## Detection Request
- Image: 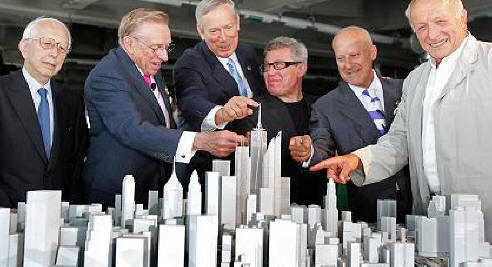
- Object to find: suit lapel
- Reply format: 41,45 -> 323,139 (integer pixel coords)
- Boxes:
381,77 -> 398,123
48,81 -> 62,167
7,70 -> 48,162
337,82 -> 381,142
154,72 -> 176,129
114,48 -> 166,124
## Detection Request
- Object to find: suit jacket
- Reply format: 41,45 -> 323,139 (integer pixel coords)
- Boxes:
310,75 -> 411,222
173,41 -> 264,132
352,35 -> 492,240
0,70 -> 88,208
83,47 -> 180,206
237,93 -> 326,205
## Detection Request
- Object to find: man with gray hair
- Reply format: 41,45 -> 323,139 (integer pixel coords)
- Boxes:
289,26 -> 412,223
174,0 -> 264,187
310,0 -> 492,240
0,17 -> 88,207
237,36 -> 326,205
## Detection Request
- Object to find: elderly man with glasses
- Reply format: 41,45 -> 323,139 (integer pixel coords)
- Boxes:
83,8 -> 247,207
0,17 -> 88,208
236,36 -> 326,205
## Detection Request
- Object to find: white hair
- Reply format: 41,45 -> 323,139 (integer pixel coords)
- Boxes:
195,0 -> 238,27
264,36 -> 308,63
22,17 -> 72,49
405,0 -> 464,31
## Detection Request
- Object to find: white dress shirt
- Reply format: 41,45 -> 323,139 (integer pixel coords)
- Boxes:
422,35 -> 469,193
23,67 -> 54,147
136,65 -> 196,163
201,53 -> 253,131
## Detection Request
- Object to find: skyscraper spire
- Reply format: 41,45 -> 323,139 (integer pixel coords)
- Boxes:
255,104 -> 263,130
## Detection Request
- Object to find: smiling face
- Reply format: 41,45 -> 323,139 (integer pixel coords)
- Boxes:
197,3 -> 239,58
264,47 -> 306,102
332,28 -> 377,89
124,20 -> 172,75
18,20 -> 69,84
410,0 -> 468,65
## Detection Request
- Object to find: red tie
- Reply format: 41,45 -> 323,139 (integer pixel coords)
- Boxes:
143,74 -> 152,88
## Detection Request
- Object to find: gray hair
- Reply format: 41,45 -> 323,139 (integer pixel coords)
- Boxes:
264,36 -> 308,63
195,0 -> 238,27
405,0 -> 464,31
22,17 -> 72,50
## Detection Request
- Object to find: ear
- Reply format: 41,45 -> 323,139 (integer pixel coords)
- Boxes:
298,62 -> 308,77
236,14 -> 241,31
370,44 -> 378,61
18,40 -> 28,60
196,25 -> 205,40
461,8 -> 468,28
122,36 -> 134,54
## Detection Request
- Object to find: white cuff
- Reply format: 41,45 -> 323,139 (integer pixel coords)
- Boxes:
301,144 -> 315,168
175,131 -> 197,163
201,105 -> 228,132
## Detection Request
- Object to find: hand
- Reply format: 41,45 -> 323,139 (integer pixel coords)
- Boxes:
310,154 -> 362,184
193,130 -> 248,157
215,96 -> 259,125
289,135 -> 311,163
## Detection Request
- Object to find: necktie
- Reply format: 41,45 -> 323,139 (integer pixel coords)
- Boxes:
143,74 -> 170,128
37,88 -> 51,158
226,58 -> 248,97
362,89 -> 387,135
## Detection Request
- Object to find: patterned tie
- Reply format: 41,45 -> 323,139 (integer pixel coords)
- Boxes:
143,74 -> 170,128
362,89 -> 387,135
226,58 -> 248,97
37,88 -> 51,158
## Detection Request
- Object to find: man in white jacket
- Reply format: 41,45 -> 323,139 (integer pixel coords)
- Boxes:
311,0 -> 492,241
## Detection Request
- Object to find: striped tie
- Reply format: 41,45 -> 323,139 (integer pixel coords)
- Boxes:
226,58 -> 248,97
362,89 -> 387,135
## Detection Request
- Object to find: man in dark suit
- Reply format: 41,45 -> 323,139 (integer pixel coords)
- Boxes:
237,37 -> 326,205
0,17 -> 88,208
83,8 -> 246,207
173,0 -> 263,186
290,26 -> 412,223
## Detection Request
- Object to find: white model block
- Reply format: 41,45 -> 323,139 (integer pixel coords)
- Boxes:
235,227 -> 263,267
450,208 -> 481,267
315,244 -> 337,267
300,223 -> 308,266
281,177 -> 291,215
364,235 -> 382,263
56,245 -> 80,266
188,215 -> 218,267
390,242 -> 414,267
381,216 -> 397,242
221,176 -> 237,230
0,208 -> 10,266
428,195 -> 447,218
259,188 -> 274,216
69,205 -> 90,219
360,264 -> 389,267
235,146 -> 251,225
250,127 -> 267,195
115,194 -> 122,226
135,204 -> 144,217
157,224 -> 184,267
377,199 -> 396,230
246,194 -> 257,226
162,169 -> 183,220
308,205 -> 322,227
121,175 -> 136,229
269,219 -> 300,267
416,216 -> 449,257
24,190 -> 62,267
187,171 -> 202,216
147,191 -> 159,215
8,232 -> 23,267
116,237 -> 147,267
221,234 -> 233,263
16,202 -> 25,231
291,205 -> 307,224
347,242 -> 361,267
405,215 -> 416,231
84,215 -> 112,267
205,171 -> 221,216
323,179 -> 338,237
60,226 -> 87,247
451,194 -> 481,211
212,159 -> 231,177
342,211 -> 352,222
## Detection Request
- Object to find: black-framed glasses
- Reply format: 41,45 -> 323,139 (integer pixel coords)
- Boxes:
260,61 -> 301,72
132,36 -> 175,55
25,37 -> 70,55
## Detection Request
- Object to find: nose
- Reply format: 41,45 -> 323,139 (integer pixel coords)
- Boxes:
218,29 -> 227,41
156,49 -> 168,62
428,24 -> 439,41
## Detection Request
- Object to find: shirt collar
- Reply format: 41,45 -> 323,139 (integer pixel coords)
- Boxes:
135,64 -> 155,84
348,69 -> 382,97
22,66 -> 52,96
429,33 -> 469,70
217,53 -> 238,66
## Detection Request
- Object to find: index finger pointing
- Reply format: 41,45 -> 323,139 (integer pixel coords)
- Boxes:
246,98 -> 259,107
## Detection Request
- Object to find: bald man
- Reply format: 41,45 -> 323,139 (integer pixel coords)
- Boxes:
290,26 -> 411,223
310,0 -> 492,240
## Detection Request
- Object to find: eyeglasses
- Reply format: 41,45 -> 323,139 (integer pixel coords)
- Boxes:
132,36 -> 175,55
25,37 -> 70,55
260,61 -> 301,72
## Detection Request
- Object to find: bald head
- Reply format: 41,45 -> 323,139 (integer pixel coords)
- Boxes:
332,26 -> 377,89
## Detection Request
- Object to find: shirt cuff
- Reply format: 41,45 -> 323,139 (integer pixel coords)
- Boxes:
301,144 -> 315,168
175,131 -> 197,163
201,105 -> 228,132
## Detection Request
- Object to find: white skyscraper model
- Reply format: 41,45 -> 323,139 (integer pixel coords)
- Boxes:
269,219 -> 301,267
162,162 -> 183,220
188,215 -> 218,267
121,175 -> 136,228
23,190 -> 62,267
187,170 -> 202,216
235,227 -> 264,267
0,208 -> 10,266
262,131 -> 283,216
84,214 -> 112,267
235,145 -> 251,225
157,224 -> 185,267
323,179 -> 338,237
250,104 -> 267,195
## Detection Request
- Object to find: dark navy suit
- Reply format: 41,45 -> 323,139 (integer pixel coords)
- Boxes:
83,47 -> 180,206
310,76 -> 412,223
173,41 -> 263,187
